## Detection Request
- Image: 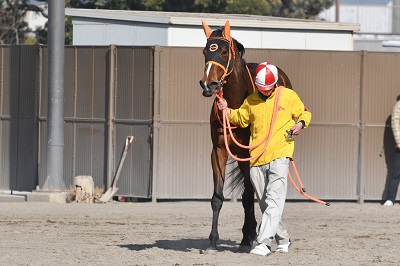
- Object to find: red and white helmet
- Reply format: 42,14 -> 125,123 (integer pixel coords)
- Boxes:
254,62 -> 278,91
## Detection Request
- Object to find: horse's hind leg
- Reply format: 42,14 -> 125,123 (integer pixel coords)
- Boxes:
238,161 -> 257,249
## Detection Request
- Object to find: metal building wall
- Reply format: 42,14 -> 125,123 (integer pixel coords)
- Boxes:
361,51 -> 400,201
38,46 -> 153,198
244,49 -> 362,200
152,46 -> 214,199
113,46 -> 153,198
153,47 -> 364,201
38,46 -> 109,189
0,46 -> 39,192
1,45 -> 400,202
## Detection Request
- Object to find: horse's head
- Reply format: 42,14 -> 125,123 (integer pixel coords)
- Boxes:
199,20 -> 236,97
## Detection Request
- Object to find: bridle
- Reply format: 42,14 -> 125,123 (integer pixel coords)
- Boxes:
203,34 -> 236,93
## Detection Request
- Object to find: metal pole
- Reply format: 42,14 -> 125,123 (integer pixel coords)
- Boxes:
107,45 -> 116,189
42,1 -> 66,190
335,0 -> 340,22
393,0 -> 400,34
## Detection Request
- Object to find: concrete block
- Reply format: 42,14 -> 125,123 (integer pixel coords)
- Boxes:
0,194 -> 26,202
27,191 -> 72,203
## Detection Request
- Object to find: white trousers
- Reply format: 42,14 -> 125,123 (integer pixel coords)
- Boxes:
250,157 -> 290,246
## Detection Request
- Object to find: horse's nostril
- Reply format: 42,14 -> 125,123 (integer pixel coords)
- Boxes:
208,82 -> 220,91
202,90 -> 213,97
199,80 -> 206,90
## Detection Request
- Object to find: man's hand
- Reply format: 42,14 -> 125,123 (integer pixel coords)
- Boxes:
291,122 -> 303,135
217,99 -> 228,111
396,144 -> 400,150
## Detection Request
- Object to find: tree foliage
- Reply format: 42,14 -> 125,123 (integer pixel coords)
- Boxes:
268,0 -> 333,19
0,0 -> 334,45
226,0 -> 271,16
34,17 -> 72,45
66,0 -> 333,18
0,0 -> 32,44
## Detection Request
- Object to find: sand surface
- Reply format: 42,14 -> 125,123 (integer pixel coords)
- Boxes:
0,201 -> 399,266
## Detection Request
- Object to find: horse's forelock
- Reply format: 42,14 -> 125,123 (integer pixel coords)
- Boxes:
210,29 -> 223,38
209,29 -> 245,58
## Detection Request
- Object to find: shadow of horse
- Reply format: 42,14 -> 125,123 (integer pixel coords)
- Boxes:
119,238 -> 241,253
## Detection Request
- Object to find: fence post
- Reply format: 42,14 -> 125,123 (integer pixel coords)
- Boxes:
151,46 -> 161,203
106,45 -> 116,190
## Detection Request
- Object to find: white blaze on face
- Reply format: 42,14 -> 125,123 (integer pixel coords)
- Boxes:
204,63 -> 212,87
206,63 -> 212,78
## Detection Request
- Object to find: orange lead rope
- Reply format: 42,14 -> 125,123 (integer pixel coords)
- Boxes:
288,160 -> 330,206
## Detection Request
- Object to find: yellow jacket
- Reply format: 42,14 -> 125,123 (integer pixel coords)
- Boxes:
228,87 -> 311,166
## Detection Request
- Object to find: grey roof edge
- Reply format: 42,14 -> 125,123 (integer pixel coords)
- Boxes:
65,8 -> 360,32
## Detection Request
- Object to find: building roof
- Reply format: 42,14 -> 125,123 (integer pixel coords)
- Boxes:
65,8 -> 360,32
341,0 -> 391,5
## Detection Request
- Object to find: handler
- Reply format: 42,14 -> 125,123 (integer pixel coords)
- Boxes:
217,62 -> 311,256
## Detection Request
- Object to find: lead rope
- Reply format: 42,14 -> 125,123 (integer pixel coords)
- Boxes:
215,84 -> 329,206
288,160 -> 330,206
216,86 -> 283,161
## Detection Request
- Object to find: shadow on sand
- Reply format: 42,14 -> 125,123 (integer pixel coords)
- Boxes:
119,238 -> 243,253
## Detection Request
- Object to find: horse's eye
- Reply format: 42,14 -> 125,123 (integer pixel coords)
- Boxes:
221,49 -> 228,56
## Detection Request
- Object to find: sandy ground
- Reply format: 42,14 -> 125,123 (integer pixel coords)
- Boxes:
0,200 -> 399,266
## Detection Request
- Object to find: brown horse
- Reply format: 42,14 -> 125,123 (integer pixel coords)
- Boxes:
199,20 -> 292,252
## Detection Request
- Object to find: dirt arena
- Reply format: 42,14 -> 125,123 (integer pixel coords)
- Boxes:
0,200 -> 399,266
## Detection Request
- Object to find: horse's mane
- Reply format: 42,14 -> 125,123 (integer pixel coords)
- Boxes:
210,29 -> 245,57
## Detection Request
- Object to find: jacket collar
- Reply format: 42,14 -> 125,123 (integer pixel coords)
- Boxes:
256,88 -> 276,102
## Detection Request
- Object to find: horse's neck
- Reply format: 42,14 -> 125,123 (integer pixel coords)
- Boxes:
224,60 -> 253,108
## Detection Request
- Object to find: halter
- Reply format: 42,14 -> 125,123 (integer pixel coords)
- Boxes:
204,35 -> 236,90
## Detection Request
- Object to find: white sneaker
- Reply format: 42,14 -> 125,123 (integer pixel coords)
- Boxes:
276,241 -> 291,253
383,200 -> 394,206
250,243 -> 271,256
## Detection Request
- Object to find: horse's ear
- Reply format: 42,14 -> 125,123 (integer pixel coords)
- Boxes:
222,20 -> 231,41
202,20 -> 213,39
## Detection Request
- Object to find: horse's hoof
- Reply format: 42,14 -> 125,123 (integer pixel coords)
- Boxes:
238,245 -> 252,253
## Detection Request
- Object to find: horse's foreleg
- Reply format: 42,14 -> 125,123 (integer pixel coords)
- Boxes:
238,161 -> 257,249
207,147 -> 227,252
208,190 -> 224,251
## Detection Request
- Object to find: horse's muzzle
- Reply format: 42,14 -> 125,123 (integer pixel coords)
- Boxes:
199,80 -> 220,97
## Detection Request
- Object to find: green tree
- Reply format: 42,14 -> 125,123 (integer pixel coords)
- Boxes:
36,0 -> 333,45
0,0 -> 31,44
225,0 -> 271,15
66,0 -> 333,18
34,17 -> 73,45
268,0 -> 333,19
34,22 -> 47,44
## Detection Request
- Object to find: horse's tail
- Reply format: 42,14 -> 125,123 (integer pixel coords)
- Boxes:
224,157 -> 245,197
